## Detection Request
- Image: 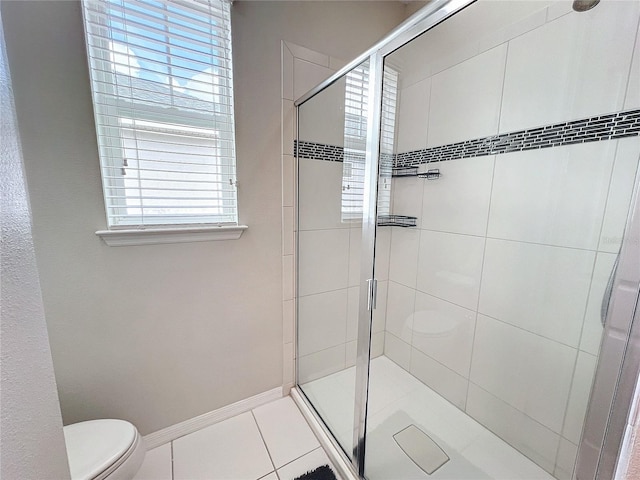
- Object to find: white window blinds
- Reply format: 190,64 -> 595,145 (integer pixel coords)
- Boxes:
81,0 -> 237,227
341,64 -> 398,221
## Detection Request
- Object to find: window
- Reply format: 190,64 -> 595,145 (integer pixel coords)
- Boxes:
341,64 -> 398,221
81,0 -> 238,232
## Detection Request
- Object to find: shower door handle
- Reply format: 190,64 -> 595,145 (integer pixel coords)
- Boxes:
367,279 -> 378,311
601,253 -> 620,327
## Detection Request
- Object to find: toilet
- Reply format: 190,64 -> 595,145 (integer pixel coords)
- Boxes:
64,419 -> 145,480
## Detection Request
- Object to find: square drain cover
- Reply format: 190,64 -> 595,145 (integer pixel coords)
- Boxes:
393,425 -> 450,475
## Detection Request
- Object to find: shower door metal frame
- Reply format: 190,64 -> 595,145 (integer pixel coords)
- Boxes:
296,1 -> 476,476
294,0 -> 640,478
576,162 -> 640,480
295,1 -> 476,476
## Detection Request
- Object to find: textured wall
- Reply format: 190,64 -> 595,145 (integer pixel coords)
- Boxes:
0,10 -> 71,479
0,0 -> 406,435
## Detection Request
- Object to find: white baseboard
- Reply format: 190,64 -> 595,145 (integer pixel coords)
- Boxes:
143,387 -> 283,450
290,388 -> 358,480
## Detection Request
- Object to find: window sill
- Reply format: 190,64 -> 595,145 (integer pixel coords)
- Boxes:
96,225 -> 248,246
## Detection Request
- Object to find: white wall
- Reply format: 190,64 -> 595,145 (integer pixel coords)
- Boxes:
0,10 -> 70,478
0,0 -> 407,436
383,1 -> 640,477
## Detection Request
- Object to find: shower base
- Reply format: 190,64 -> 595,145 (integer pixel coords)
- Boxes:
301,356 -> 556,480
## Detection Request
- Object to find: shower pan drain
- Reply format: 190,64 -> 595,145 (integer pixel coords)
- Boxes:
393,425 -> 450,475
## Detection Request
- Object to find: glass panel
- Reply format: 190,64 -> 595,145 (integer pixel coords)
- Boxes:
296,59 -> 374,460
366,1 -> 640,479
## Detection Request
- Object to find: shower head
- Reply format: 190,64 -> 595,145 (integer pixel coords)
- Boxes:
572,0 -> 600,12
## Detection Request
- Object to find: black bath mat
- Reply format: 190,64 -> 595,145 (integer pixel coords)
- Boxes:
293,464 -> 338,480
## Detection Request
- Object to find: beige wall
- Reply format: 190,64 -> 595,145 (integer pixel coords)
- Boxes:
0,10 -> 70,478
0,0 -> 407,435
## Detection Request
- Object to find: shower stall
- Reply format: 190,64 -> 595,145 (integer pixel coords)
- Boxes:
293,0 -> 640,478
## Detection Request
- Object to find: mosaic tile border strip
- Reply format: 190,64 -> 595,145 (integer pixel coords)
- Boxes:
296,108 -> 640,166
395,108 -> 640,167
295,140 -> 345,162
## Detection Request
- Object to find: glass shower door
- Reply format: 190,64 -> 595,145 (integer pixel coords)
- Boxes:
296,58 -> 377,464
363,1 -> 640,479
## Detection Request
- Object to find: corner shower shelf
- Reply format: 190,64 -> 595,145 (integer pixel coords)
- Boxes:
392,167 -> 441,180
377,215 -> 417,228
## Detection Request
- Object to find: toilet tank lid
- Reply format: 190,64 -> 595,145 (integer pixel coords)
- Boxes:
64,419 -> 138,480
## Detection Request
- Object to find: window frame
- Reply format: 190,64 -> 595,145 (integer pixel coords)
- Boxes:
82,0 -> 246,244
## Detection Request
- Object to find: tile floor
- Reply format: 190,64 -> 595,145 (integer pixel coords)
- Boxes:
133,396 -> 340,480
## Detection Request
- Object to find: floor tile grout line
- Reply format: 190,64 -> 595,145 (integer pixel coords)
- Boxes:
276,446 -> 325,476
250,409 -> 278,476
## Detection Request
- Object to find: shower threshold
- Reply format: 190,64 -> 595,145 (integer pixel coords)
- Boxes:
300,356 -> 557,480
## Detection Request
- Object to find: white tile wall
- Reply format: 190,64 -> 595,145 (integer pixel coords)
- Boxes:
297,72 -> 346,147
477,7 -> 547,54
283,342 -> 294,386
381,1 -> 640,472
298,159 -> 346,231
282,206 -> 294,256
391,176 -> 424,227
373,280 -> 388,333
282,254 -> 294,301
346,286 -> 359,342
282,43 -> 294,101
545,1 -> 573,23
297,229 -> 349,297
562,351 -> 597,444
348,227 -> 362,287
598,138 -> 640,253
466,383 -> 560,474
371,331 -> 385,359
384,332 -> 411,370
416,230 -> 485,310
624,20 -> 640,110
470,315 -> 576,433
292,57 -> 331,101
410,347 -> 468,410
388,227 -> 420,288
412,292 -> 476,377
428,45 -> 507,147
396,78 -> 430,152
499,1 -> 640,133
385,281 -> 416,343
580,252 -> 617,355
479,239 -> 595,347
289,2 -> 640,476
297,289 -> 348,356
420,155 -> 495,237
282,155 -> 295,208
283,299 -> 294,345
488,142 -> 616,250
374,227 -> 391,281
345,340 -> 357,368
461,428 -> 556,480
298,344 -> 346,384
554,438 -> 578,480
282,100 -> 295,156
